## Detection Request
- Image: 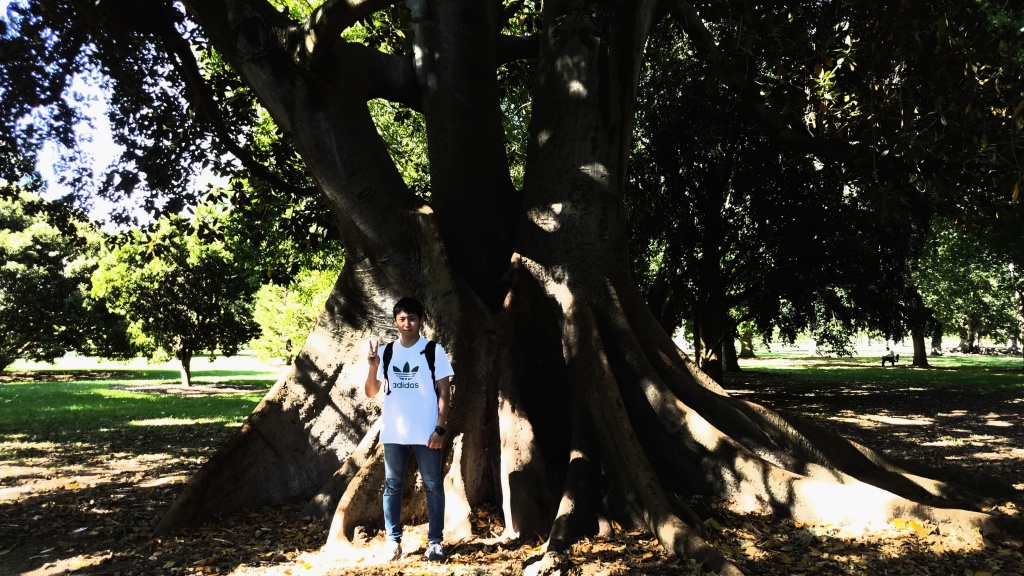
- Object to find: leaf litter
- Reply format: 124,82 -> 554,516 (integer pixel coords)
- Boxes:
0,373 -> 1021,576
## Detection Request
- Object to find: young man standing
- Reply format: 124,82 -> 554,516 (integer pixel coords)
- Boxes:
365,297 -> 454,562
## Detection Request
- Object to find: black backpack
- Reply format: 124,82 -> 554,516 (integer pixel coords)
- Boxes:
382,340 -> 438,396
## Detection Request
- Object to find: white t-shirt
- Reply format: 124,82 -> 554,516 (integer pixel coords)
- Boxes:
377,337 -> 455,445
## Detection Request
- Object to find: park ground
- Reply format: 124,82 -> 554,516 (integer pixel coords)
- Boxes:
1,349 -> 1022,576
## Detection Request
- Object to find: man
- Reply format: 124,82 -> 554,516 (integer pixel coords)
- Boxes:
365,297 -> 454,562
882,346 -> 898,366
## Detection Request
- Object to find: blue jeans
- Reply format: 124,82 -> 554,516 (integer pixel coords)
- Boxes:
383,443 -> 445,544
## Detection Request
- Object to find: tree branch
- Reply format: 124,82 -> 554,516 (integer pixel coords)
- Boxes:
501,0 -> 527,25
669,1 -> 908,174
497,33 -> 539,65
307,0 -> 401,63
150,13 -> 316,196
335,42 -> 421,110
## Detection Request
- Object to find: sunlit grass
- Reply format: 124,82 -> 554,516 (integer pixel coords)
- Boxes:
0,355 -> 281,439
130,417 -> 232,426
739,349 -> 1024,390
0,380 -> 272,437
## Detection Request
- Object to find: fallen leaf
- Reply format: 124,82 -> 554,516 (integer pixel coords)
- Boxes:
909,520 -> 930,538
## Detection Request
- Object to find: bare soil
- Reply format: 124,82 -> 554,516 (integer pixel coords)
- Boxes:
1,365 -> 1022,576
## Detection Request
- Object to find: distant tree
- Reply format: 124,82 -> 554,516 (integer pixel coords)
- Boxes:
91,205 -> 258,385
1,189 -> 86,369
251,251 -> 343,365
0,189 -> 131,370
914,216 -> 1018,353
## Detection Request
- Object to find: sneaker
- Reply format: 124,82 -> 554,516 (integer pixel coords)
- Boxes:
424,541 -> 445,562
385,540 -> 402,561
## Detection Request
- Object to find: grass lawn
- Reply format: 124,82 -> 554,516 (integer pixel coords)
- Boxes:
738,349 -> 1024,389
1,353 -> 282,438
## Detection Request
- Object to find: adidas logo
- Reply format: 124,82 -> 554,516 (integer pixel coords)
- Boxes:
390,362 -> 420,389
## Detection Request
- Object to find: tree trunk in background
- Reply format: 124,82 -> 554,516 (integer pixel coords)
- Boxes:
738,328 -> 756,358
931,323 -> 944,355
909,296 -> 930,368
1013,261 -> 1024,361
178,347 -> 193,387
695,180 -> 726,382
723,321 -> 741,372
645,271 -> 682,336
911,324 -> 930,367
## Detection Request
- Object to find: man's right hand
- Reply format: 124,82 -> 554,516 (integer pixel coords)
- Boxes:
364,338 -> 383,398
368,338 -> 380,369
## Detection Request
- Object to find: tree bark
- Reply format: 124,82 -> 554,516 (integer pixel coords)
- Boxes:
178,346 -> 193,386
911,324 -> 929,367
738,328 -> 756,358
723,320 -> 741,372
909,296 -> 930,368
694,177 -> 726,382
644,270 -> 681,335
930,323 -> 944,355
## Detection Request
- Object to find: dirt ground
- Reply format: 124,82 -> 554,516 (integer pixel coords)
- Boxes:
1,365 -> 1022,576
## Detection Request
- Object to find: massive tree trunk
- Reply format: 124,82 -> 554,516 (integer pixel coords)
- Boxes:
153,1 -> 1016,573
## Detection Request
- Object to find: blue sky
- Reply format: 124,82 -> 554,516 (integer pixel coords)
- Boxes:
3,1 -> 126,219
3,1 -> 245,227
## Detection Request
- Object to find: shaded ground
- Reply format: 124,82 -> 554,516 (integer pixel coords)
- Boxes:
1,364 -> 1022,576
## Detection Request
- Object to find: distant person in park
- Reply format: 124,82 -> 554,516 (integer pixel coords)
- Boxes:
881,346 -> 899,366
365,297 -> 454,562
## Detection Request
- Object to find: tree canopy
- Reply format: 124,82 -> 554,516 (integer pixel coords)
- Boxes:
628,24 -> 929,373
0,188 -> 132,370
91,205 -> 259,385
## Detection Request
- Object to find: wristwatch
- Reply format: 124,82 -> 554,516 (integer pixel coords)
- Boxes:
434,425 -> 446,436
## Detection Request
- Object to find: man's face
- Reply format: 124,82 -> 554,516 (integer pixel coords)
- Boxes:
394,311 -> 422,337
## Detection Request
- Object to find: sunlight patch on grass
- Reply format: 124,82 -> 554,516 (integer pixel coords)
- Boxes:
138,475 -> 187,488
0,438 -> 56,449
922,439 -> 965,447
863,414 -> 933,426
985,420 -> 1014,428
829,413 -> 933,428
129,417 -> 234,426
972,451 -> 1013,460
20,552 -> 112,576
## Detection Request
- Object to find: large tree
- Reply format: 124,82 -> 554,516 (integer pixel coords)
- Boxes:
3,1 -> 1022,574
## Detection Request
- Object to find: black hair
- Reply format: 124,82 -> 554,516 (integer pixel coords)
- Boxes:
393,297 -> 426,319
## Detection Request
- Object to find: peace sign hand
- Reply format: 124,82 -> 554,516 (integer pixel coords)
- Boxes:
367,337 -> 380,369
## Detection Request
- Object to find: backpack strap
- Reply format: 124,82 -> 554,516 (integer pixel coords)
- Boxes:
382,342 -> 394,395
423,340 -> 437,394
